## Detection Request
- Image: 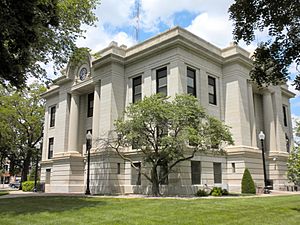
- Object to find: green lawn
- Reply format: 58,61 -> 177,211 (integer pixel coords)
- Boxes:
0,195 -> 299,225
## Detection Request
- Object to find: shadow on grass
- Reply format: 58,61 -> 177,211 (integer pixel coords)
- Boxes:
0,196 -> 105,216
291,207 -> 300,212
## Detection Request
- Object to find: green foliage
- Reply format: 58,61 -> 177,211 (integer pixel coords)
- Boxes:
0,83 -> 45,182
195,189 -> 209,197
229,0 -> 300,89
22,181 -> 35,192
210,187 -> 223,197
287,147 -> 300,185
241,168 -> 256,194
0,0 -> 100,88
112,94 -> 233,196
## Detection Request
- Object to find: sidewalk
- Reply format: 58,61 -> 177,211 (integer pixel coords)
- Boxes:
1,189 -> 300,200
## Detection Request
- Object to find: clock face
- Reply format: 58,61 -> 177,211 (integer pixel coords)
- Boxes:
79,67 -> 88,81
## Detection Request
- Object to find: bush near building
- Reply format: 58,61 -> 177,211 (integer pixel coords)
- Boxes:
241,168 -> 256,194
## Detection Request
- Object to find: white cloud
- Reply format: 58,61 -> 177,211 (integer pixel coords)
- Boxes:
96,0 -> 135,27
186,13 -> 233,48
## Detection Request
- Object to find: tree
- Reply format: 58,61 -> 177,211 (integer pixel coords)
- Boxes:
105,94 -> 233,196
228,0 -> 300,89
241,168 -> 256,194
0,83 -> 46,183
287,148 -> 300,186
0,0 -> 99,88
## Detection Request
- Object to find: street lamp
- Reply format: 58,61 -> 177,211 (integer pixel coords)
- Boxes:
34,142 -> 41,192
85,131 -> 92,195
258,131 -> 268,193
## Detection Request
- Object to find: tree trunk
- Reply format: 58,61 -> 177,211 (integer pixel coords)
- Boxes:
21,151 -> 32,185
151,165 -> 160,196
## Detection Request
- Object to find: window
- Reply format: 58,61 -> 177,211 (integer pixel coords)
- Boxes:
48,138 -> 54,159
191,161 -> 201,184
156,67 -> 167,96
159,161 -> 168,185
286,133 -> 290,153
131,162 -> 141,185
232,163 -> 236,173
187,68 -> 196,97
133,76 -> 142,103
117,163 -> 121,174
50,106 -> 56,127
45,169 -> 51,184
283,105 -> 288,127
208,76 -> 217,105
213,162 -> 222,183
87,93 -> 94,117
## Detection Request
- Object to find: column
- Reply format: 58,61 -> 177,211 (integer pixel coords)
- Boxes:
263,92 -> 277,152
68,93 -> 79,153
248,82 -> 257,147
92,82 -> 101,147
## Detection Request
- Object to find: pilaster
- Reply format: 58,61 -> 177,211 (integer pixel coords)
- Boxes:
68,93 -> 80,153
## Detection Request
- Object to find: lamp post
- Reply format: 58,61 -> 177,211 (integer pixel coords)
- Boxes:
34,142 -> 41,192
85,131 -> 92,195
258,131 -> 268,193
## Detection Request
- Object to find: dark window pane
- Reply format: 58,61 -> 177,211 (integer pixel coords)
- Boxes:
283,105 -> 288,127
131,162 -> 141,185
213,162 -> 222,183
87,93 -> 94,117
208,76 -> 217,105
187,68 -> 196,97
156,67 -> 167,96
117,163 -> 121,174
50,106 -> 56,127
48,138 -> 54,159
191,161 -> 201,184
133,76 -> 142,103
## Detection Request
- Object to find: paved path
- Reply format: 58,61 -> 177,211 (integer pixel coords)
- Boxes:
1,189 -> 300,199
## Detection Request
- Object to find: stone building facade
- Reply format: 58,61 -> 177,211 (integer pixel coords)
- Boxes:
40,27 -> 294,194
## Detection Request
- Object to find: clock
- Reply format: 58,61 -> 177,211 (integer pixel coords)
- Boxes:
79,67 -> 88,81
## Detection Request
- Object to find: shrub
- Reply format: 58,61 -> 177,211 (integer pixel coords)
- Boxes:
210,187 -> 223,196
241,168 -> 256,194
21,181 -> 42,192
195,189 -> 209,197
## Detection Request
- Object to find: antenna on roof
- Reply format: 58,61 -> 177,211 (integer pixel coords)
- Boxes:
134,0 -> 141,43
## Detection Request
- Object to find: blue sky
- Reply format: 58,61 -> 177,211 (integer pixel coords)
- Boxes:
63,0 -> 300,119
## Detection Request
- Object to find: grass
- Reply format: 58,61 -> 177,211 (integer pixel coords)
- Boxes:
0,195 -> 300,225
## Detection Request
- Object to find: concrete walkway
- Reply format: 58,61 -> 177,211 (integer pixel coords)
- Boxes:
1,189 -> 300,200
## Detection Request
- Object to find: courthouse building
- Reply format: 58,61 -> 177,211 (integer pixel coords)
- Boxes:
40,27 -> 294,194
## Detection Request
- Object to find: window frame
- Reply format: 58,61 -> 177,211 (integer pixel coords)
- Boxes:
187,67 -> 196,97
131,162 -> 141,185
208,76 -> 217,105
48,137 -> 54,159
283,105 -> 288,127
213,162 -> 222,184
132,76 -> 142,103
156,67 -> 168,96
87,93 -> 94,117
191,161 -> 201,185
49,106 -> 56,127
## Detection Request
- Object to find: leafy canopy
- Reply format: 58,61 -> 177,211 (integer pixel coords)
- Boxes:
229,0 -> 300,89
0,0 -> 99,88
287,148 -> 300,185
0,83 -> 46,180
109,94 -> 233,196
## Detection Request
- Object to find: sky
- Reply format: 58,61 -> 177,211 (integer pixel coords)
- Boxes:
54,0 -> 300,119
